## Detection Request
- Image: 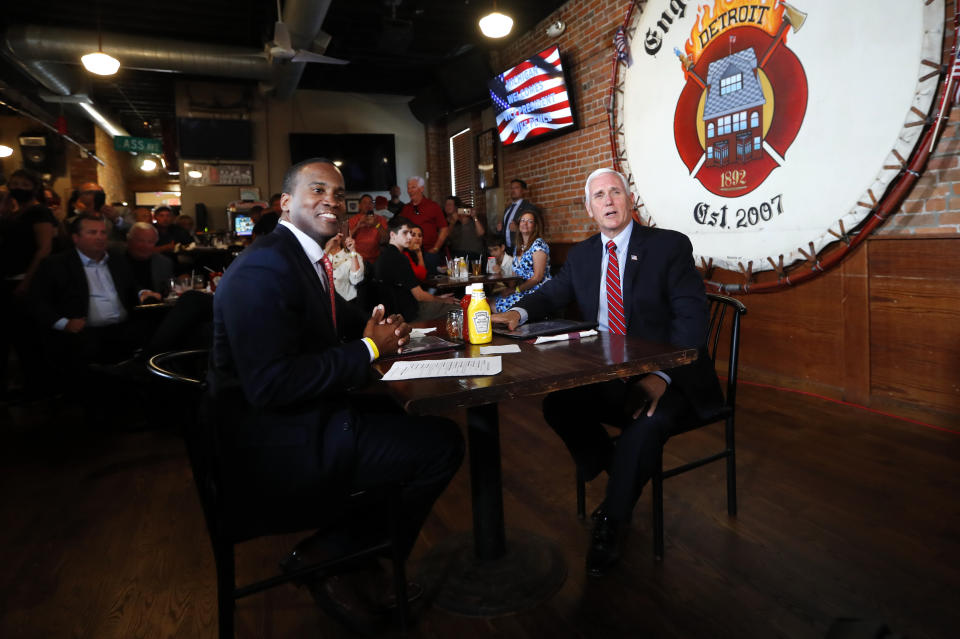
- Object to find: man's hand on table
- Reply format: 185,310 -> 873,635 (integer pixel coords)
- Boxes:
64,318 -> 86,334
491,310 -> 521,331
364,304 -> 410,355
626,374 -> 668,419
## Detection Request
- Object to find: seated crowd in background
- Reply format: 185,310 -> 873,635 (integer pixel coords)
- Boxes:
1,166 -> 542,410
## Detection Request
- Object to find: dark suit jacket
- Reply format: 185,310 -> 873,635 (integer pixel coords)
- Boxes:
27,248 -> 141,329
517,222 -> 723,419
148,253 -> 174,292
501,199 -> 540,249
208,225 -> 370,487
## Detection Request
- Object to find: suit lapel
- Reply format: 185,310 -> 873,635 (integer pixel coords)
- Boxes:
621,222 -> 647,329
581,234 -> 602,323
276,226 -> 337,337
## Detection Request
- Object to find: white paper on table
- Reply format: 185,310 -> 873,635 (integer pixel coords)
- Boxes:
381,356 -> 502,380
479,344 -> 521,355
409,327 -> 436,337
533,329 -> 599,344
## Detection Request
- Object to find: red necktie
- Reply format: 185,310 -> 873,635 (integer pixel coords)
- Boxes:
605,240 -> 626,335
319,254 -> 337,330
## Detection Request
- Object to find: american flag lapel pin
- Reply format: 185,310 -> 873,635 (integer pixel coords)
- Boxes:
630,254 -> 638,261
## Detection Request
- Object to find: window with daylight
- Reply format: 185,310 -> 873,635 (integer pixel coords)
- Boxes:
750,111 -> 760,128
449,128 -> 475,207
754,136 -> 761,150
707,122 -> 715,138
720,73 -> 742,95
733,111 -> 747,132
718,115 -> 732,136
707,146 -> 714,159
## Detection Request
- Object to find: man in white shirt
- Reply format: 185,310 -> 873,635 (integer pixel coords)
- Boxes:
492,168 -> 722,577
28,215 -> 161,363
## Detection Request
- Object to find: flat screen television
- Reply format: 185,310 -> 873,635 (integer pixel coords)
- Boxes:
488,44 -> 576,146
233,213 -> 254,236
288,133 -> 397,191
178,118 -> 254,160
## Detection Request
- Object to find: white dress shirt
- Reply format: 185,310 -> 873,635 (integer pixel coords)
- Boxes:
279,220 -> 376,361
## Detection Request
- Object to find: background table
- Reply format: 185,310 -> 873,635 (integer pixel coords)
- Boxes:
427,273 -> 521,294
372,332 -> 696,615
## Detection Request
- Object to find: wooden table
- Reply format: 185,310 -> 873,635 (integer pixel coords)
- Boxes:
372,331 -> 697,615
427,273 -> 521,294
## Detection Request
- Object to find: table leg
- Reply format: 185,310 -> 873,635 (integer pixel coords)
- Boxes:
414,402 -> 567,616
467,402 -> 506,560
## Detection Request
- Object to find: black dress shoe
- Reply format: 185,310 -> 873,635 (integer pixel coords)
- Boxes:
278,550 -> 313,588
309,574 -> 383,637
590,503 -> 608,522
586,512 -> 624,577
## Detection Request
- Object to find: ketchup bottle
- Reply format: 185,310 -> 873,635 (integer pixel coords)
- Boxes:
460,285 -> 472,341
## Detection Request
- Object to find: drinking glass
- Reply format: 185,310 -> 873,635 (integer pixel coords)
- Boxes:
173,276 -> 190,296
445,309 -> 463,340
471,259 -> 482,276
192,273 -> 208,290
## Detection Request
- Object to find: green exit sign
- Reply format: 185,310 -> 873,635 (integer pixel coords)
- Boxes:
114,136 -> 162,154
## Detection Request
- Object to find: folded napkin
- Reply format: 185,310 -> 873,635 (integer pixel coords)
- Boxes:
533,329 -> 599,344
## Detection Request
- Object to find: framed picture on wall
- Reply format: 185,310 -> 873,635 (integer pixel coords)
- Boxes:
476,128 -> 498,190
346,199 -> 360,213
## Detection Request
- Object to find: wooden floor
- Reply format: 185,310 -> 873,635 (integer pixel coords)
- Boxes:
1,384 -> 958,639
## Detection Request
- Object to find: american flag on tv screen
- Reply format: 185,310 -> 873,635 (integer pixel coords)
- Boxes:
488,45 -> 573,145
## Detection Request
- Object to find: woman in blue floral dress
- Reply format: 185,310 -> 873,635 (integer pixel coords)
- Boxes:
494,210 -> 551,312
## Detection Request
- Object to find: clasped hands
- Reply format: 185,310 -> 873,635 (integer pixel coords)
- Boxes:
363,304 -> 410,356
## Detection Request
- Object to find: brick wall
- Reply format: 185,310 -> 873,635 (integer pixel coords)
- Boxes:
429,0 -> 960,245
880,0 -> 960,237
95,126 -> 126,204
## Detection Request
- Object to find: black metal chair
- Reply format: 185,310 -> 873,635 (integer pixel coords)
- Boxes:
575,293 -> 747,560
147,349 -> 409,638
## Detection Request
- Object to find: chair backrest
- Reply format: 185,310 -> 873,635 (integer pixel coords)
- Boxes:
146,349 -> 221,533
704,293 -> 747,409
147,349 -> 209,388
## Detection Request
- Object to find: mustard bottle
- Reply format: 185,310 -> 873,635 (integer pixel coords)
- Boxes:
467,283 -> 493,344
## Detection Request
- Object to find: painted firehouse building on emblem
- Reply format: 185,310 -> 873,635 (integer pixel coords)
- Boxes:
703,47 -> 766,167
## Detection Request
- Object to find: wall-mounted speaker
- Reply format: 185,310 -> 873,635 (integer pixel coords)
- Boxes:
18,132 -> 65,176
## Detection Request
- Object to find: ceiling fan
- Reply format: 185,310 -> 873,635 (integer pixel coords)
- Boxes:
265,0 -> 348,65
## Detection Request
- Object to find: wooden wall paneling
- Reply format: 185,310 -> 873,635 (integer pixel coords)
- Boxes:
868,238 -> 960,414
840,244 -> 871,405
736,271 -> 847,396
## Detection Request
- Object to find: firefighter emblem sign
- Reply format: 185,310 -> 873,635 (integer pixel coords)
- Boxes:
613,0 -> 944,273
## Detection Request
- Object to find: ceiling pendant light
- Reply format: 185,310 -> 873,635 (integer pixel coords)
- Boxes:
0,144 -> 14,158
82,1 -> 120,76
479,2 -> 513,39
81,52 -> 120,76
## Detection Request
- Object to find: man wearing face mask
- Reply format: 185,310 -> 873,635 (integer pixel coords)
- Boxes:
0,169 -> 58,397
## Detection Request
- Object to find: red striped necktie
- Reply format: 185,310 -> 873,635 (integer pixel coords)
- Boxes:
605,240 -> 626,335
319,254 -> 337,330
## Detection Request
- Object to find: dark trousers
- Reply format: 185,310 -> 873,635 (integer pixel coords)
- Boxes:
542,380 -> 695,522
349,406 -> 464,556
230,398 -> 464,559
